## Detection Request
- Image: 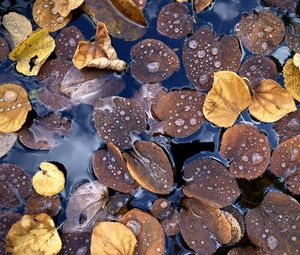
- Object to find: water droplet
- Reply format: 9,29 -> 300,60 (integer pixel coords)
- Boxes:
291,236 -> 297,241
241,155 -> 249,162
258,32 -> 264,38
206,186 -> 214,190
251,152 -> 264,165
189,118 -> 197,125
188,40 -> 198,49
124,172 -> 135,184
173,13 -> 179,19
197,50 -> 206,58
57,16 -> 64,23
214,61 -> 221,68
264,26 -> 273,32
211,47 -> 219,55
3,90 -> 17,103
146,62 -> 160,73
287,118 -> 300,131
261,42 -> 268,50
175,118 -> 185,126
199,74 -> 209,85
291,147 -> 299,161
267,235 -> 278,250
174,28 -> 180,33
250,65 -> 257,71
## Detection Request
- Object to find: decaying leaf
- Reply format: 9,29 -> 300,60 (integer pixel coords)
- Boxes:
91,221 -> 137,255
0,132 -> 17,158
283,59 -> 300,102
249,79 -> 297,122
9,29 -> 55,76
6,213 -> 62,255
32,162 -> 65,196
73,22 -> 127,71
203,71 -> 252,128
0,84 -> 32,133
293,53 -> 300,70
53,0 -> 84,17
3,12 -> 32,47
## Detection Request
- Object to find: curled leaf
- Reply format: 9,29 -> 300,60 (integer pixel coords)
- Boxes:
6,213 -> 62,255
53,0 -> 84,17
194,0 -> 212,13
73,22 -> 127,71
32,162 -> 65,196
283,59 -> 300,102
9,29 -> 55,76
249,79 -> 297,122
91,221 -> 137,255
203,71 -> 252,128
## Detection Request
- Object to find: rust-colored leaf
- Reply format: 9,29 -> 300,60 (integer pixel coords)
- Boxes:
0,38 -> 9,63
285,23 -> 300,53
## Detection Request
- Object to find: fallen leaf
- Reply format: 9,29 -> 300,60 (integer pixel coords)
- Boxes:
263,0 -> 296,11
32,162 -> 65,196
91,221 -> 137,255
3,12 -> 32,47
293,53 -> 300,70
73,23 -> 127,71
249,79 -> 297,122
203,71 -> 252,128
60,232 -> 91,255
0,132 -> 17,158
0,84 -> 32,133
53,0 -> 84,17
283,59 -> 300,102
9,29 -> 55,76
6,213 -> 62,255
194,0 -> 212,13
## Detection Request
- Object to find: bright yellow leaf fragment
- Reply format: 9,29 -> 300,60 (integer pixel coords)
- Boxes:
293,53 -> 300,70
249,79 -> 297,122
0,84 -> 31,133
3,12 -> 33,47
6,213 -> 62,255
9,29 -> 55,76
203,71 -> 252,128
283,59 -> 300,102
32,162 -> 65,196
91,222 -> 137,255
53,0 -> 84,17
73,22 -> 127,71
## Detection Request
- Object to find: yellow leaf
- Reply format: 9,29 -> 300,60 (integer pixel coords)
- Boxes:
32,162 -> 65,196
73,22 -> 127,71
203,71 -> 252,128
0,84 -> 32,133
3,12 -> 33,47
6,213 -> 62,255
249,79 -> 297,122
53,0 -> 84,17
283,59 -> 300,102
91,221 -> 137,255
293,53 -> 300,70
9,29 -> 55,76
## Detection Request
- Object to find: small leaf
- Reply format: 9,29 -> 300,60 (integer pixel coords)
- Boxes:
293,53 -> 300,70
9,29 -> 55,76
0,133 -> 17,158
32,162 -> 65,196
283,59 -> 300,102
53,0 -> 84,17
203,71 -> 252,128
249,79 -> 297,122
91,221 -> 137,255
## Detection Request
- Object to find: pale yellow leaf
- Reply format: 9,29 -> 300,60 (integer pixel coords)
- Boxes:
293,53 -> 300,70
53,0 -> 84,17
283,59 -> 300,102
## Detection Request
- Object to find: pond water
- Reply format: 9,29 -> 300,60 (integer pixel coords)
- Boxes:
0,0 -> 299,254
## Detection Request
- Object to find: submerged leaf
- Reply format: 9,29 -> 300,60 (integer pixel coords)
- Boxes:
283,59 -> 300,102
73,23 -> 127,71
249,79 -> 297,122
203,71 -> 252,128
53,0 -> 84,17
6,213 -> 62,255
9,29 -> 55,76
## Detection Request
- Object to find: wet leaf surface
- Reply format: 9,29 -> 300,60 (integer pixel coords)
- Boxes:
203,71 -> 251,128
153,89 -> 205,137
194,0 -> 212,13
131,39 -> 180,83
6,213 -> 62,255
106,193 -> 131,217
183,158 -> 240,208
93,142 -> 138,193
133,0 -> 147,9
183,27 -> 242,90
93,96 -> 147,149
161,210 -> 180,237
0,38 -> 9,63
220,124 -> 270,180
63,181 -> 108,233
285,23 -> 300,53
283,59 -> 300,102
0,163 -> 32,208
59,232 -> 91,255
263,0 -> 296,11
53,0 -> 84,17
123,141 -> 173,194
150,198 -> 171,219
228,246 -> 267,255
245,192 -> 300,254
157,2 -> 194,39
271,134 -> 300,195
119,208 -> 165,255
235,10 -> 285,55
0,132 -> 17,158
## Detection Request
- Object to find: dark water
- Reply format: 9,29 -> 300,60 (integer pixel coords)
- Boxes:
0,0 -> 300,254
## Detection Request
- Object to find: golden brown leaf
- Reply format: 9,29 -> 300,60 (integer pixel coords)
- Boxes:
203,71 -> 252,128
53,0 -> 84,17
194,0 -> 212,13
32,162 -> 65,196
6,213 -> 62,255
0,84 -> 32,133
73,22 -> 127,71
91,221 -> 137,255
249,79 -> 297,122
3,12 -> 32,47
283,59 -> 300,102
9,29 -> 55,76
293,53 -> 300,70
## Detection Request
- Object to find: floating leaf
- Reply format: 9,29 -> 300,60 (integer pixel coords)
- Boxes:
6,213 -> 62,255
0,38 -> 9,63
263,0 -> 296,11
245,192 -> 300,254
194,0 -> 212,13
203,71 -> 251,128
228,246 -> 267,255
32,162 -> 65,197
53,0 -> 84,17
283,59 -> 300,102
73,23 -> 127,71
293,53 -> 300,70
285,24 -> 300,53
133,0 -> 147,10
3,12 -> 32,47
9,29 -> 55,76
33,0 -> 72,32
0,132 -> 17,158
60,232 -> 91,255
249,79 -> 297,122
150,198 -> 171,219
